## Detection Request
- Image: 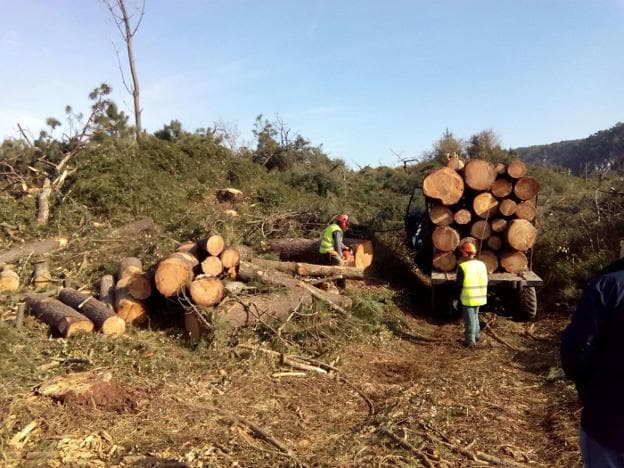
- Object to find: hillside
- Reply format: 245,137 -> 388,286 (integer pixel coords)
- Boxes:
516,122 -> 624,175
2,106 -> 624,465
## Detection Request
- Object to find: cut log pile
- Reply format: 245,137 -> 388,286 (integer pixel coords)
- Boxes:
423,158 -> 540,274
18,226 -> 364,341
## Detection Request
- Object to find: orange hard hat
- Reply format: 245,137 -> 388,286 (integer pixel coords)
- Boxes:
461,242 -> 477,255
335,214 -> 350,227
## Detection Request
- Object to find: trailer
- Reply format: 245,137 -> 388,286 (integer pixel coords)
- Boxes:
405,185 -> 544,320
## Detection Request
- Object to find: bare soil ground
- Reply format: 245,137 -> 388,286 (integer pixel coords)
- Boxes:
0,283 -> 580,467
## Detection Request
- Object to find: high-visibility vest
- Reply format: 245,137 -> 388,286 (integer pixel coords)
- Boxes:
319,223 -> 342,254
459,259 -> 488,306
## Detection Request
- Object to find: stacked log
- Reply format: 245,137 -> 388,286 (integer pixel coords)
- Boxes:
115,257 -> 150,325
422,158 -> 540,273
26,294 -> 94,338
153,234 -> 242,340
57,288 -> 126,336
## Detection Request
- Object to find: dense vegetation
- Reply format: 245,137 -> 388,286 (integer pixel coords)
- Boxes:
2,87 -> 624,311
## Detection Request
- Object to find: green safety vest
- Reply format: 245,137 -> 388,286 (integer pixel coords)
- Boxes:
459,259 -> 488,306
319,223 -> 342,254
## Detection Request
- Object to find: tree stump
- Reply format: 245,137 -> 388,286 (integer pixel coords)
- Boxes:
32,257 -> 52,290
215,188 -> 243,203
117,257 -> 152,300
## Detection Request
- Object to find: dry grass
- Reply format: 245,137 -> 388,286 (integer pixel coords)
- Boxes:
0,279 -> 581,467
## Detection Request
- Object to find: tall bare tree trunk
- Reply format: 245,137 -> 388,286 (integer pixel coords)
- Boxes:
106,0 -> 143,140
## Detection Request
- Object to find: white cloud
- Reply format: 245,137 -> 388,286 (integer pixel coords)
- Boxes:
2,29 -> 17,48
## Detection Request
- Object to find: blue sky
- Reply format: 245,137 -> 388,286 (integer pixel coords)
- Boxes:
1,1 -> 623,167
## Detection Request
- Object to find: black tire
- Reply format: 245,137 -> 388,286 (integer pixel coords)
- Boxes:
515,286 -> 538,321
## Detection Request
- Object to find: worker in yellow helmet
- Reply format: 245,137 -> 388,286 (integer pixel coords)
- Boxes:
319,214 -> 352,265
456,241 -> 488,347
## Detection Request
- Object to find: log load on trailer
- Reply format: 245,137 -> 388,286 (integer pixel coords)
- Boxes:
405,158 -> 543,320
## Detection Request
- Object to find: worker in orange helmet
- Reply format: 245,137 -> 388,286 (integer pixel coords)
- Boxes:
319,214 -> 352,265
455,241 -> 488,347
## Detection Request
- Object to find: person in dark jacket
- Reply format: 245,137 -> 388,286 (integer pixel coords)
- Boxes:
561,257 -> 624,466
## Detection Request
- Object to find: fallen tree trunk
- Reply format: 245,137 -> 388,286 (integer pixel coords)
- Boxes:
108,217 -> 155,237
268,238 -> 373,270
238,261 -> 352,310
0,237 -> 68,265
26,294 -> 94,337
217,288 -> 312,327
248,258 -> 368,279
472,193 -> 499,219
57,288 -> 126,336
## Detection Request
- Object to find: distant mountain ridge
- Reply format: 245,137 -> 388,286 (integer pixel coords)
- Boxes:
516,122 -> 624,175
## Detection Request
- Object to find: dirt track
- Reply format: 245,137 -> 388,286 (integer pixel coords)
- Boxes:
1,288 -> 580,467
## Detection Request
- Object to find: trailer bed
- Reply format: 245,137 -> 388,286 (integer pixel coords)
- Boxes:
431,270 -> 543,286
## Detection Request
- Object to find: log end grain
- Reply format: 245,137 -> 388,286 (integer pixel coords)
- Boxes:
100,315 -> 127,336
423,167 -> 465,205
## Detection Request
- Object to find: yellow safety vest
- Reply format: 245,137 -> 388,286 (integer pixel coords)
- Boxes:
319,223 -> 342,254
459,259 -> 488,306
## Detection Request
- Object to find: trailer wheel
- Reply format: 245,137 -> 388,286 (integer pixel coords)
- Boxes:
515,286 -> 537,321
